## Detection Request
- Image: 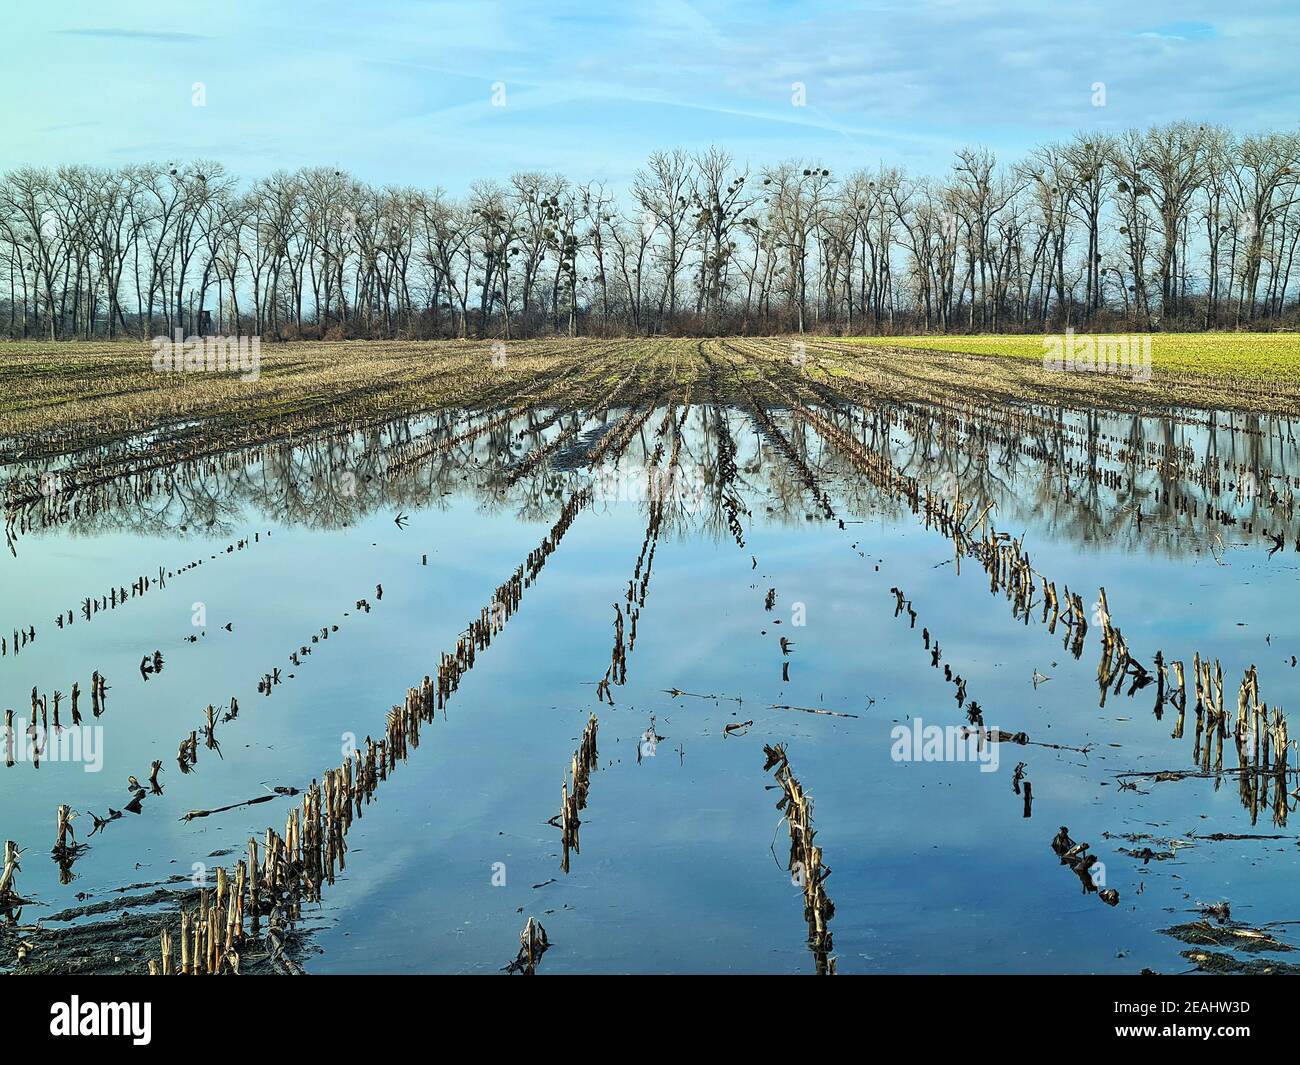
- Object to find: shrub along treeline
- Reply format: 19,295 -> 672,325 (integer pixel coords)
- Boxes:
1,124 -> 1297,341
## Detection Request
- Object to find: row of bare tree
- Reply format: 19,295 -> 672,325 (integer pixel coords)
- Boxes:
2,123 -> 1297,341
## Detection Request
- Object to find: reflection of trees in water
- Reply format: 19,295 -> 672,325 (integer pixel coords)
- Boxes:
804,398 -> 1300,561
4,402 -> 1299,562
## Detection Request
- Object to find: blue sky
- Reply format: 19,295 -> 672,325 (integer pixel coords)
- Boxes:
3,1 -> 1297,191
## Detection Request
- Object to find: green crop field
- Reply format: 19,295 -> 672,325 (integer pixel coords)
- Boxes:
845,333 -> 1300,381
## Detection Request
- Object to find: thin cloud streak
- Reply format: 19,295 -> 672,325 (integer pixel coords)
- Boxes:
54,27 -> 210,42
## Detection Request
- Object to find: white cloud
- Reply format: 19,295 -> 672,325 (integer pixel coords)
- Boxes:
1,0 -> 1295,187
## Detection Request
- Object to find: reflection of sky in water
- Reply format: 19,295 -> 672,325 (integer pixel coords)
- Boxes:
2,402 -> 1298,973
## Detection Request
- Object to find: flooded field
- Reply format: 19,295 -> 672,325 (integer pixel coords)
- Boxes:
3,337 -> 1300,975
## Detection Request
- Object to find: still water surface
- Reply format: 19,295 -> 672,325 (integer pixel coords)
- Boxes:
2,401 -> 1298,973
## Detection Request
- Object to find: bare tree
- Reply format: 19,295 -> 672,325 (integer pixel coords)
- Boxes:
3,125 -> 1298,341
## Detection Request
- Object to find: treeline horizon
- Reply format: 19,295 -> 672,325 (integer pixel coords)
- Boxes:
2,122 -> 1299,343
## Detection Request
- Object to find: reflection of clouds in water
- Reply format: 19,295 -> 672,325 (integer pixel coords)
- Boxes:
4,379 -> 1300,974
